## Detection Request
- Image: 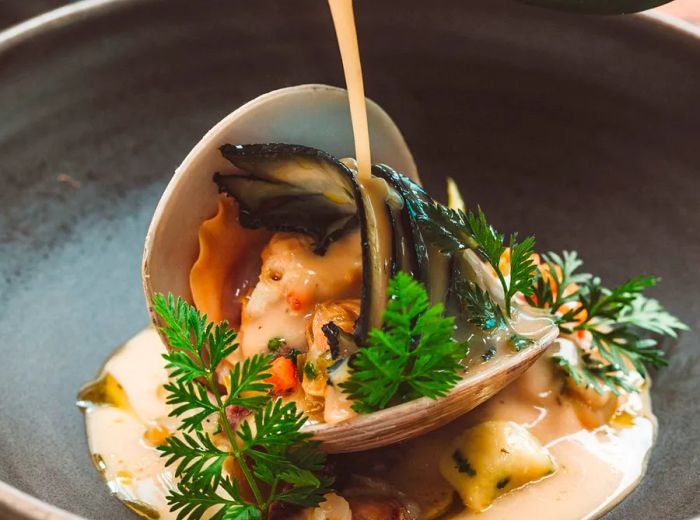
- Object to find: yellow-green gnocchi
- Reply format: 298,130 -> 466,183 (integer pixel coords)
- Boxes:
439,420 -> 556,511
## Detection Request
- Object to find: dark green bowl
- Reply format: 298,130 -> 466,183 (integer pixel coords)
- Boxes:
0,0 -> 698,518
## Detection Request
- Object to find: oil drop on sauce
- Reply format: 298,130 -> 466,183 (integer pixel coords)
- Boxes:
81,329 -> 656,519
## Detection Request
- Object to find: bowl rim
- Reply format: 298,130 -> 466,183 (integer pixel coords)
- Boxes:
1,0 -> 698,518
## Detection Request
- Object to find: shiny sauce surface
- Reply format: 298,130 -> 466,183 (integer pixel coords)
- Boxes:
81,329 -> 655,520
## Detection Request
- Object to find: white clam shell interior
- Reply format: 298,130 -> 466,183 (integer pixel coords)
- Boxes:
142,83 -> 417,315
140,84 -> 557,453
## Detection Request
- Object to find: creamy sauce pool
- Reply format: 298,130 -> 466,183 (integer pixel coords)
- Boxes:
80,329 -> 655,519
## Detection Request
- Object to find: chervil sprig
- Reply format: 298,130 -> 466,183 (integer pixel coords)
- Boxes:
152,293 -> 332,520
526,250 -> 591,317
529,253 -> 688,394
418,203 -> 536,317
341,272 -> 468,413
619,294 -> 689,337
453,276 -> 505,331
553,354 -> 638,395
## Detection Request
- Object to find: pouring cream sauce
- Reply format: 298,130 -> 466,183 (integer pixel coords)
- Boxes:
80,328 -> 655,519
328,0 -> 393,331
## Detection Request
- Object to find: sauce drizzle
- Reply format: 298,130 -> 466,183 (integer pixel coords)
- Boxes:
327,0 -> 372,181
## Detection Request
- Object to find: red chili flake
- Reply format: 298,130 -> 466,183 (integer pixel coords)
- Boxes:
287,293 -> 303,311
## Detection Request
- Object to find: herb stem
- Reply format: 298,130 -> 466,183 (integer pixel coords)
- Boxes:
206,372 -> 266,509
495,269 -> 512,317
263,481 -> 280,515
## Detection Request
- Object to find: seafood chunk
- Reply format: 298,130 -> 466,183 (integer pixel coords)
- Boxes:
304,300 -> 360,424
240,231 -> 362,357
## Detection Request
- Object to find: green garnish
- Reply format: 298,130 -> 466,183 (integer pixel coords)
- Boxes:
304,361 -> 317,380
509,334 -> 534,352
466,207 -> 536,317
152,294 -> 332,520
454,278 -> 504,330
267,336 -> 286,352
454,277 -> 533,354
341,272 -> 468,413
419,204 -> 536,317
527,251 -> 688,394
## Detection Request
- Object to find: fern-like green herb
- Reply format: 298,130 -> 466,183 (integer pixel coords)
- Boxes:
453,276 -> 504,331
341,272 -> 468,413
418,203 -> 536,317
528,251 -> 688,394
152,293 -> 332,520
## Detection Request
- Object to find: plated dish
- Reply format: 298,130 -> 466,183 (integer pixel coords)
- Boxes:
76,1 -> 688,519
1,1 -> 700,520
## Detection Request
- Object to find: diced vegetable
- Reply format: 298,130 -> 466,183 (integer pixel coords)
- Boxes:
143,424 -> 169,446
439,420 -> 556,512
266,356 -> 298,394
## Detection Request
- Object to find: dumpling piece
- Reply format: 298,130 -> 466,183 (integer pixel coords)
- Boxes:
439,420 -> 555,512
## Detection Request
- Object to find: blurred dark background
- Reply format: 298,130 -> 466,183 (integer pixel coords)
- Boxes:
0,1 -> 63,29
1,0 -> 699,31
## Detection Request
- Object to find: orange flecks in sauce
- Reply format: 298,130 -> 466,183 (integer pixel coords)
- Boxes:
115,469 -> 134,485
144,424 -> 170,447
190,195 -> 270,326
239,230 -> 362,357
286,293 -> 305,312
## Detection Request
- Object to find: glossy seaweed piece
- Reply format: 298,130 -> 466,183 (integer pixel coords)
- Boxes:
373,164 -> 454,304
372,164 -> 430,285
214,143 -> 359,254
213,143 -> 385,346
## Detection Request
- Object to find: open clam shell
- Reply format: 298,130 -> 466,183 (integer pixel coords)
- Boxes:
142,83 -> 557,453
143,83 -> 417,331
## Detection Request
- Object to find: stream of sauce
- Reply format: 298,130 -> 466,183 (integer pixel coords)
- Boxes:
328,0 -> 394,331
80,329 -> 655,519
327,0 -> 371,181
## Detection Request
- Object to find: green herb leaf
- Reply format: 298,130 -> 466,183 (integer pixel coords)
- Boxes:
341,272 -> 468,413
153,294 -> 331,519
619,294 -> 689,338
526,250 -> 591,313
467,207 -> 506,267
418,203 -> 535,317
303,362 -> 317,380
552,354 -> 638,395
505,234 -> 537,312
453,276 -> 505,330
267,337 -> 286,352
528,252 -> 688,394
